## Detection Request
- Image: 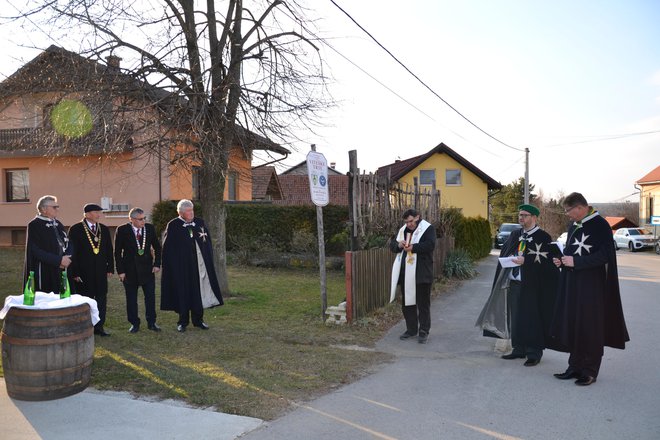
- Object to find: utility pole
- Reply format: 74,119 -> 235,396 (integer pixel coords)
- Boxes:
524,148 -> 530,204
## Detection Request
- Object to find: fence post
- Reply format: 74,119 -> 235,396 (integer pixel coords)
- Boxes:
348,150 -> 359,251
344,251 -> 353,323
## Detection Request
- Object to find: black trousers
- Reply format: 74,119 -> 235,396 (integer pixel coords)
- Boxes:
124,278 -> 156,327
568,351 -> 603,378
508,280 -> 543,360
178,309 -> 204,327
401,283 -> 432,335
94,291 -> 107,331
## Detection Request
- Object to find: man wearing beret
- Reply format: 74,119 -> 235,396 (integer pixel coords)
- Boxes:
68,203 -> 115,336
477,204 -> 559,366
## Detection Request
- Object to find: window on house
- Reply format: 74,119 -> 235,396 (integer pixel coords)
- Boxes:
419,169 -> 436,186
445,169 -> 462,186
227,171 -> 238,201
192,166 -> 201,200
5,169 -> 30,202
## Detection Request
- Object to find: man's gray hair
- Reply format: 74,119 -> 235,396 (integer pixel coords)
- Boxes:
37,195 -> 57,214
129,207 -> 144,219
177,199 -> 194,213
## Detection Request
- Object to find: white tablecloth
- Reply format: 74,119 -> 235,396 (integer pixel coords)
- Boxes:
0,292 -> 100,325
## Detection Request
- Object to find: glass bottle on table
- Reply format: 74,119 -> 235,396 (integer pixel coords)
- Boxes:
60,270 -> 71,299
23,270 -> 35,305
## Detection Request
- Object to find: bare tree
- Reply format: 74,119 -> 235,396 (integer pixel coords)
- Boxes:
4,0 -> 331,292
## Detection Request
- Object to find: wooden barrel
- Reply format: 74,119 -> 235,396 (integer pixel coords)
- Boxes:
1,303 -> 94,401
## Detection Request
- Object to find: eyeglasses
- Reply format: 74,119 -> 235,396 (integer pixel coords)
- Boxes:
46,205 -> 60,209
518,213 -> 531,217
133,217 -> 147,221
564,206 -> 577,214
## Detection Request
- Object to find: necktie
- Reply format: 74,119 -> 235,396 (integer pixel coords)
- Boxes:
137,229 -> 142,242
91,224 -> 96,234
512,233 -> 528,277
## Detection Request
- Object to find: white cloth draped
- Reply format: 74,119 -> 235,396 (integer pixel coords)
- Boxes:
390,219 -> 431,305
1,292 -> 100,325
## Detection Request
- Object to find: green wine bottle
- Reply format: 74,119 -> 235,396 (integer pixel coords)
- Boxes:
60,270 -> 71,299
23,271 -> 35,305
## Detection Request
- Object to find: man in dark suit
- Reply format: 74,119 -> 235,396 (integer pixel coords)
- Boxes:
68,203 -> 115,336
114,207 -> 162,333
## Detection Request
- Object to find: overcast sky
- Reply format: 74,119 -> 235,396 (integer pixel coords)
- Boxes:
1,0 -> 659,203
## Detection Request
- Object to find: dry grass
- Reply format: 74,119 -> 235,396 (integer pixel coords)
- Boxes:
0,247 -> 454,420
0,247 -> 392,419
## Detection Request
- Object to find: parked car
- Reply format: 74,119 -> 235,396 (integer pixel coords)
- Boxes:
613,228 -> 656,252
556,232 -> 568,247
494,223 -> 522,249
656,239 -> 660,255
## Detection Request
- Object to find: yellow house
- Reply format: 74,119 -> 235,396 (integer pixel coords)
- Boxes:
0,46 -> 287,246
636,165 -> 660,227
377,143 -> 502,218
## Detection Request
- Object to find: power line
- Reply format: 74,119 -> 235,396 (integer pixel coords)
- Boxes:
322,39 -> 437,122
329,0 -> 524,153
538,129 -> 660,148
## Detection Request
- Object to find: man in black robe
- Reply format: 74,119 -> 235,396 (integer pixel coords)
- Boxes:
68,203 -> 114,336
389,209 -> 436,344
160,199 -> 223,332
115,207 -> 162,333
24,195 -> 71,294
551,192 -> 629,386
477,204 -> 559,366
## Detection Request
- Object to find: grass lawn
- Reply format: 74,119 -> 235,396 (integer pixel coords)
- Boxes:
0,246 -> 426,420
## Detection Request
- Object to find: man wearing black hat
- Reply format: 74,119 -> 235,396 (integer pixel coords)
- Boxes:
477,204 -> 559,366
68,203 -> 115,336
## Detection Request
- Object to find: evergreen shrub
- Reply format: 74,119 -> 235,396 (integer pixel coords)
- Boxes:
151,200 -> 349,253
443,248 -> 476,279
454,216 -> 492,260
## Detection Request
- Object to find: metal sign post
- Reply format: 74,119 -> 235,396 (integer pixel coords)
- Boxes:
307,145 -> 329,320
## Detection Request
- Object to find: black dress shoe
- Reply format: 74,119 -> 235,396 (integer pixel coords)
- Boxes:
501,353 -> 525,360
128,325 -> 140,333
417,332 -> 428,344
399,331 -> 417,340
524,358 -> 540,367
147,323 -> 162,332
554,369 -> 581,380
177,324 -> 186,333
94,329 -> 111,337
575,376 -> 597,386
194,322 -> 210,330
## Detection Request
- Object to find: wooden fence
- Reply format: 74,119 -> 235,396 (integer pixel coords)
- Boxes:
349,171 -> 441,244
344,236 -> 454,322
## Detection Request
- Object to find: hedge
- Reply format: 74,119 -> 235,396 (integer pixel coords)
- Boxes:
151,201 -> 350,255
454,216 -> 492,260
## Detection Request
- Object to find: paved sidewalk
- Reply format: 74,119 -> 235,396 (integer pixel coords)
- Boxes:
0,381 -> 262,440
3,251 -> 658,439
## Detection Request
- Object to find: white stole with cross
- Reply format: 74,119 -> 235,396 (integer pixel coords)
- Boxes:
390,219 -> 431,305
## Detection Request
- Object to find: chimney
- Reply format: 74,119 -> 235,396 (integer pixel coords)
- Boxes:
106,55 -> 122,70
330,162 -> 336,169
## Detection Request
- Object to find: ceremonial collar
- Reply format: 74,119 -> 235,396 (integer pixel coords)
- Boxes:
37,215 -> 55,222
179,216 -> 196,227
522,225 -> 539,236
574,210 -> 599,228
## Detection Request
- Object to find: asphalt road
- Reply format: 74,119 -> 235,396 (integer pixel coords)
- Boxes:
241,250 -> 660,440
